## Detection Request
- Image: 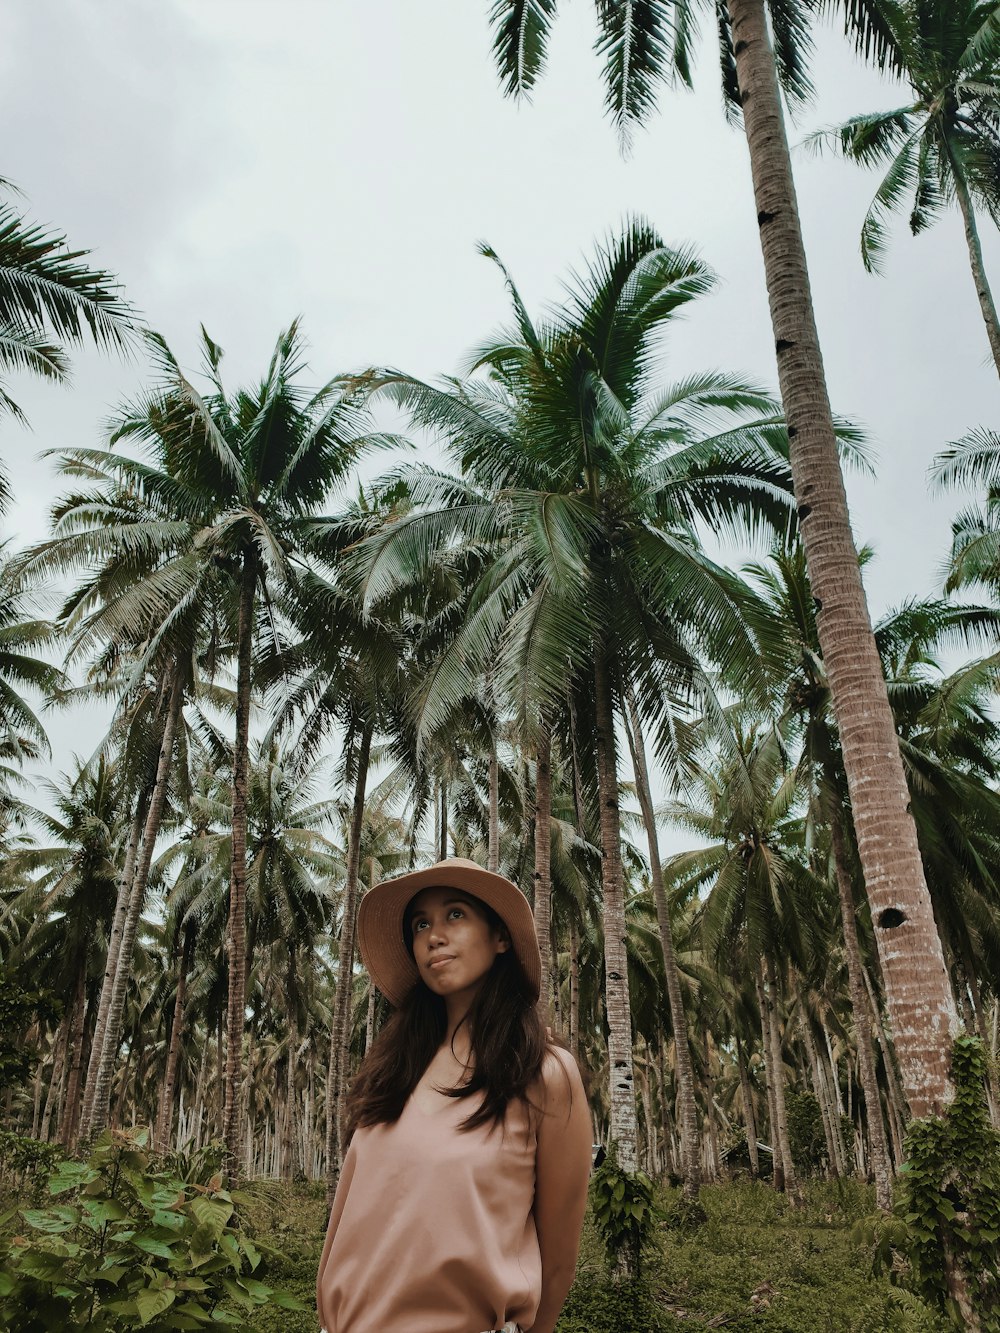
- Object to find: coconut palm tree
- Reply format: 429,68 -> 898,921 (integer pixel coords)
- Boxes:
0,178 -> 136,432
745,543 -> 895,1203
0,554 -> 65,756
19,323 -> 396,1170
665,720 -> 823,1194
5,757 -> 124,1145
482,0 -> 960,1122
154,738 -> 344,1161
349,222 -> 796,1169
18,470 -> 229,1144
810,0 -> 1000,376
746,539 -> 1000,1188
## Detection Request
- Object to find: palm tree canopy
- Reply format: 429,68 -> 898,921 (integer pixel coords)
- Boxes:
349,222 -> 797,759
486,0 -> 896,135
0,181 -> 137,425
808,1 -> 1000,270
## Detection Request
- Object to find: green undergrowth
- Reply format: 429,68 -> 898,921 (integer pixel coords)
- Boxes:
626,1180 -> 948,1332
236,1181 -> 327,1333
3,1171 -> 950,1331
237,1176 -> 948,1332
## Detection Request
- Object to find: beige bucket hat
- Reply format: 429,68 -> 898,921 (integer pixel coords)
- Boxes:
357,857 -> 542,1007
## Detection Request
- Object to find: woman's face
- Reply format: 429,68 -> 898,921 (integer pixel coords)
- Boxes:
407,886 -> 509,1005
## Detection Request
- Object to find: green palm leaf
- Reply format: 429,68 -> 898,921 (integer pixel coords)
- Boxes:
488,0 -> 559,96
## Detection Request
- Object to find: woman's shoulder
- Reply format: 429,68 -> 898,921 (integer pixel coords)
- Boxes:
536,1042 -> 586,1112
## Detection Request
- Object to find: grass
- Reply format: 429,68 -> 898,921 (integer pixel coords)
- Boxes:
236,1177 -> 948,1333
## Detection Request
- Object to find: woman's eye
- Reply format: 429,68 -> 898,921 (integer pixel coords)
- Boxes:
448,908 -> 464,920
413,920 -> 427,933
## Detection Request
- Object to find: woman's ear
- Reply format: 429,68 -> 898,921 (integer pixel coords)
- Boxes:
495,925 -> 512,954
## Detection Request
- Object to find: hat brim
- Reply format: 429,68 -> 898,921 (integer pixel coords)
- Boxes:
357,860 -> 542,1008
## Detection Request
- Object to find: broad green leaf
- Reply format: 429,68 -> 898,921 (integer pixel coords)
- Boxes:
271,1292 -> 308,1310
48,1164 -> 99,1194
82,1199 -> 129,1226
188,1196 -> 233,1234
135,1286 -> 177,1324
21,1206 -> 78,1232
132,1234 -> 176,1259
238,1235 -> 260,1270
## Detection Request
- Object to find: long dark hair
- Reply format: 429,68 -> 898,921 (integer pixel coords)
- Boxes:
346,899 -> 548,1140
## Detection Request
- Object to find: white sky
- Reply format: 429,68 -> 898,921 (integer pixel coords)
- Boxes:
2,0 -> 999,824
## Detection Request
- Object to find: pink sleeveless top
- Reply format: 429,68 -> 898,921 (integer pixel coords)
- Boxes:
316,1091 -> 541,1333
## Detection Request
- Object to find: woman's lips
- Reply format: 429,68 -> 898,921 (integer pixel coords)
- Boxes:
428,955 -> 455,970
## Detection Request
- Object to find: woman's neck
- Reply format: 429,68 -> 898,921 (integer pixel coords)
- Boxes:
443,1000 -> 474,1060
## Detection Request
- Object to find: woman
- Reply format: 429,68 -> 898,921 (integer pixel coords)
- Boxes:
316,856 -> 592,1333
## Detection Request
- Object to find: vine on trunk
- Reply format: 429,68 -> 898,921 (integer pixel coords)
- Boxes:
589,1144 -> 659,1279
856,1037 -> 1000,1329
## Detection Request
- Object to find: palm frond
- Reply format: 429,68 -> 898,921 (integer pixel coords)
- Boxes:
0,322 -> 70,382
594,0 -> 674,143
489,0 -> 559,97
0,202 -> 138,352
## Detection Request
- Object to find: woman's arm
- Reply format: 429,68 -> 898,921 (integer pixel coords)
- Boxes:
526,1045 -> 592,1333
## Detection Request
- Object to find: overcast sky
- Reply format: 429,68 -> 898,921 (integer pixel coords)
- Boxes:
2,0 -> 999,812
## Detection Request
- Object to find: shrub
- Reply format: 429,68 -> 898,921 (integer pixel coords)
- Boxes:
0,1128 -> 306,1330
0,973 -> 60,1096
0,1133 -> 61,1202
853,1037 -> 1000,1330
588,1145 -> 659,1278
786,1088 -> 828,1174
557,1270 -> 665,1332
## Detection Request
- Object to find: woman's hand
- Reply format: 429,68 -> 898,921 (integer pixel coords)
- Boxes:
527,1046 -> 592,1333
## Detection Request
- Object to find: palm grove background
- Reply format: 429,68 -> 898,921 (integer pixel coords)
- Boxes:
2,0 -> 1000,1277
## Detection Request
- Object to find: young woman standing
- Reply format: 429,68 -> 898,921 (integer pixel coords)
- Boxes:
316,857 -> 592,1333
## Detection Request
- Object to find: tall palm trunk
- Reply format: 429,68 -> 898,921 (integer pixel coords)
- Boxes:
728,0 -> 956,1117
568,915 -> 580,1060
800,1013 -> 841,1177
223,543 -> 258,1174
831,814 -> 893,1208
863,963 -> 908,1164
702,1031 -> 721,1180
78,794 -> 148,1137
283,1015 -> 298,1180
763,956 -> 798,1197
592,649 -> 638,1171
438,780 -> 449,860
532,720 -> 553,1010
622,689 -> 700,1199
326,720 -> 372,1201
946,139 -> 1000,378
759,986 -> 784,1187
31,1043 -> 46,1138
40,1016 -> 68,1142
736,1037 -> 760,1178
364,861 -> 379,1055
60,965 -> 87,1147
755,958 -> 795,1193
960,940 -> 999,1127
85,679 -> 184,1141
156,922 -> 195,1154
488,735 -> 500,873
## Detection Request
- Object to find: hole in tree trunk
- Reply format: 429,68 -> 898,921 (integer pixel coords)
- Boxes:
757,209 -> 776,226
877,908 -> 907,929
776,338 -> 794,354
797,503 -> 812,521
